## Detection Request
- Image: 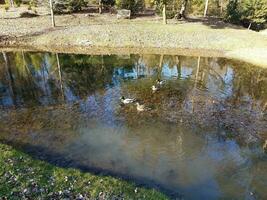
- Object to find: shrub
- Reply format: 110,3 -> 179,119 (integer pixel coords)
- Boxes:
14,0 -> 22,7
224,0 -> 267,30
241,0 -> 267,29
4,5 -> 9,11
116,0 -> 145,14
145,0 -> 154,7
54,0 -> 86,13
30,0 -> 38,7
102,0 -> 115,6
154,0 -> 182,19
224,0 -> 242,24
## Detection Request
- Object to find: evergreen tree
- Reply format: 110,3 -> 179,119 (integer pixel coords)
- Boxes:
116,0 -> 145,14
242,0 -> 267,29
53,0 -> 86,13
224,0 -> 241,24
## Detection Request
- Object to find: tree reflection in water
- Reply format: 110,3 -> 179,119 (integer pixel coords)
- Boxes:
0,51 -> 266,199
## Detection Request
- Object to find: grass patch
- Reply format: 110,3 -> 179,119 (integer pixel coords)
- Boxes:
0,143 -> 168,200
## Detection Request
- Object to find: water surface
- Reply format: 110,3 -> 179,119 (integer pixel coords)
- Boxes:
0,52 -> 266,199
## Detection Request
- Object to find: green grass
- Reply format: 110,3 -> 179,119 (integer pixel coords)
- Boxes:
0,143 -> 168,200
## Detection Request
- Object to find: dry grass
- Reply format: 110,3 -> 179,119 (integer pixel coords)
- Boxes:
1,10 -> 267,67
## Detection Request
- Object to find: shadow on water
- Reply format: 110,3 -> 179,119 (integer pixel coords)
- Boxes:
0,51 -> 267,199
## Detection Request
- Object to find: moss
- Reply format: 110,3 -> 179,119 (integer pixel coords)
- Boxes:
0,143 -> 168,200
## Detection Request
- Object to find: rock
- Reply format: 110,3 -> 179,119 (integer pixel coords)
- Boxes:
79,40 -> 92,46
117,9 -> 131,19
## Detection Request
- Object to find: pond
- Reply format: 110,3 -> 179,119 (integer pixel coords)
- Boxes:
0,51 -> 266,199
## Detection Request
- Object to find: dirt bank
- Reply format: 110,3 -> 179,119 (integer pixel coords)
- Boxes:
1,11 -> 267,67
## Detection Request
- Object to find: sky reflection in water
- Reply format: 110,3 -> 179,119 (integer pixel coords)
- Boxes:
0,52 -> 266,199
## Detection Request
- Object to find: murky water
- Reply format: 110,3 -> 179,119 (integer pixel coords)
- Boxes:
0,52 -> 266,199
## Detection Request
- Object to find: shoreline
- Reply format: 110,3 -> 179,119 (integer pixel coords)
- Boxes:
1,13 -> 267,68
1,44 -> 267,68
0,44 -> 224,57
0,143 -> 168,200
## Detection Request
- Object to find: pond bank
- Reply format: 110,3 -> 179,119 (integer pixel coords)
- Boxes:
0,143 -> 168,200
1,13 -> 267,67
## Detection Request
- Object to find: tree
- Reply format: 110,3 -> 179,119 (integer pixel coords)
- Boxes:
154,0 -> 173,23
224,0 -> 267,30
163,3 -> 166,24
99,0 -> 103,14
116,0 -> 145,14
242,0 -> 267,29
224,0 -> 241,24
178,0 -> 188,19
53,0 -> 86,13
204,0 -> 209,17
49,0 -> 55,27
154,0 -> 189,20
8,0 -> 14,7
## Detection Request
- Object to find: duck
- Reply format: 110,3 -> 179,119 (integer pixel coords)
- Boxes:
120,96 -> 136,104
151,85 -> 160,92
156,79 -> 165,86
136,102 -> 150,112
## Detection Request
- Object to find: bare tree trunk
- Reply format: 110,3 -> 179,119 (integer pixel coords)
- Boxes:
248,22 -> 252,30
177,0 -> 188,19
99,0 -> 103,14
162,4 -> 167,24
220,0 -> 223,16
9,0 -> 14,7
204,0 -> 209,17
49,0 -> 55,27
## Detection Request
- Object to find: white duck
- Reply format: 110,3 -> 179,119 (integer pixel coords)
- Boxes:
120,96 -> 136,104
